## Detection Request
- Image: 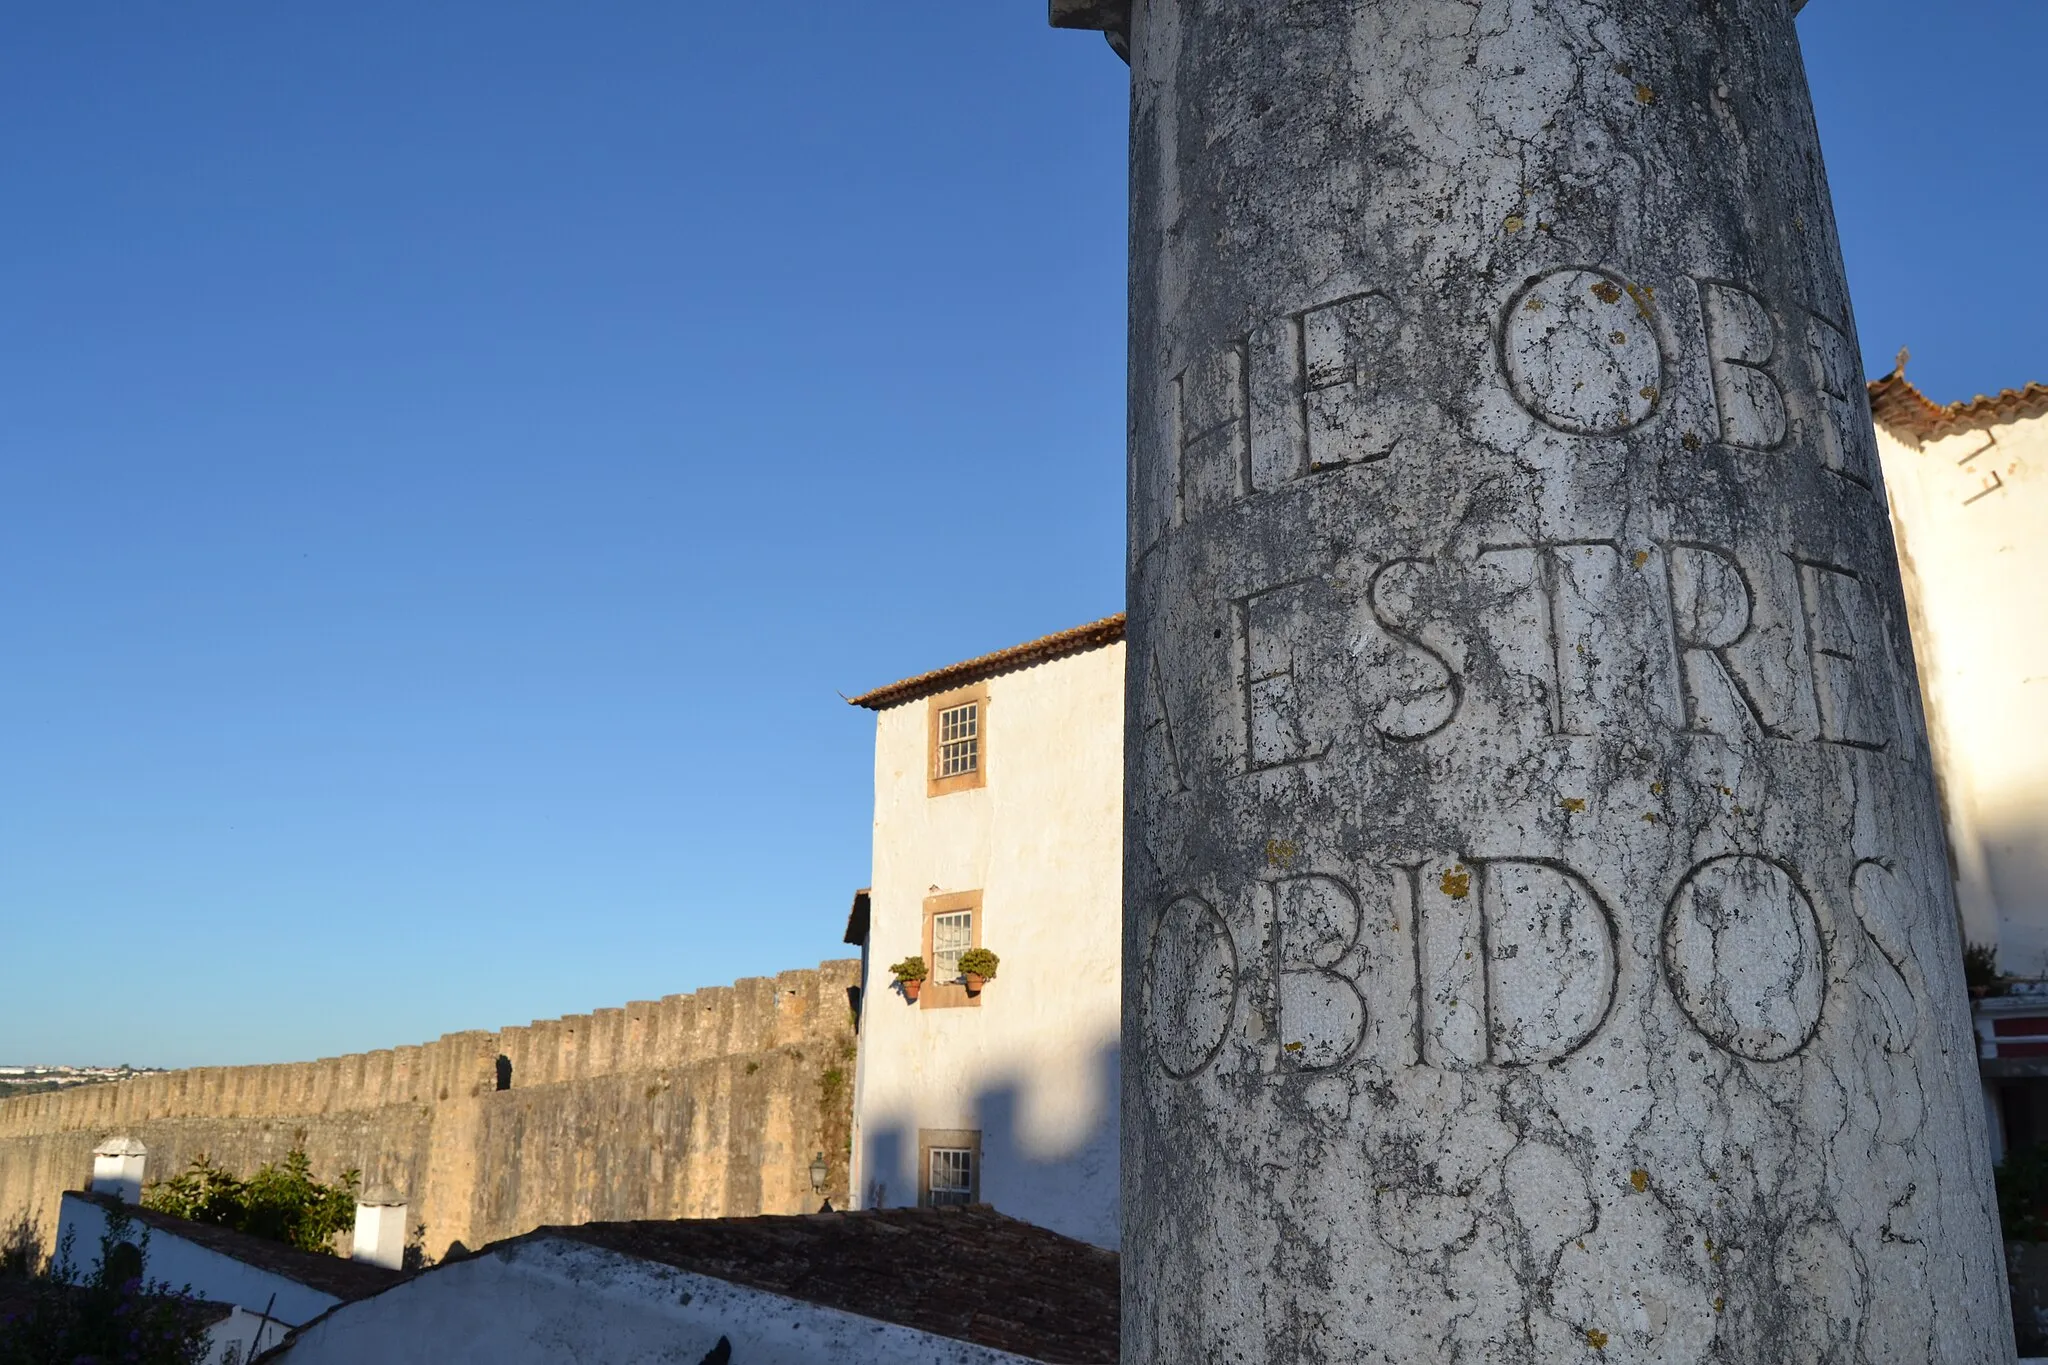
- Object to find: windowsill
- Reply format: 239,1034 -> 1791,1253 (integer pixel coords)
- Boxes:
919,980 -> 981,1011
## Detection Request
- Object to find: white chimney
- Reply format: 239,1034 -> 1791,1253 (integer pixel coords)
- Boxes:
89,1137 -> 147,1204
351,1186 -> 407,1270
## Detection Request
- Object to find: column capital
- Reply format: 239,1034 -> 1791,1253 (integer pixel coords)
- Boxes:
1047,0 -> 1127,30
1048,0 -> 1130,59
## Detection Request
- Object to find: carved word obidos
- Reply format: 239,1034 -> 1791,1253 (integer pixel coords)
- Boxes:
1146,853 -> 1834,1080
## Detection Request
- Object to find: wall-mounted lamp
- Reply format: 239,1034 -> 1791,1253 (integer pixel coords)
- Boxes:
809,1152 -> 829,1194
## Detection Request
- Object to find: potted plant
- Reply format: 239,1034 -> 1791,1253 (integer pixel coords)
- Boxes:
957,948 -> 1000,996
889,956 -> 929,1003
1966,942 -> 2002,1001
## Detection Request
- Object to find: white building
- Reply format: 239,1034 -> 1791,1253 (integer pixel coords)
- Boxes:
843,618 -> 1124,1249
1871,362 -> 2048,1162
1873,363 -> 2048,975
56,1187 -> 405,1362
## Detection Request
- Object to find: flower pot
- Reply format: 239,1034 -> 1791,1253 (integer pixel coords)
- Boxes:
902,979 -> 923,1003
963,973 -> 986,996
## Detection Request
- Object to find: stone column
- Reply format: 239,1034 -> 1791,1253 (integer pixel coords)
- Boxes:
1053,1 -> 2011,1361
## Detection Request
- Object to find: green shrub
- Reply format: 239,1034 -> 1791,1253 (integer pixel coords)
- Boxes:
888,956 -> 928,983
956,948 -> 999,980
1965,941 -> 2004,995
144,1147 -> 359,1256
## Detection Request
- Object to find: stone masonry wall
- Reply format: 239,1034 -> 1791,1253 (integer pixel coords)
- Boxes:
0,960 -> 859,1261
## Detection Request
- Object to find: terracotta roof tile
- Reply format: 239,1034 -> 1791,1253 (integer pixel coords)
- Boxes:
531,1206 -> 1119,1362
849,616 -> 1125,711
1868,367 -> 2048,445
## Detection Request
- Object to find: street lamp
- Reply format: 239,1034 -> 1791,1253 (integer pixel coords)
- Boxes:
808,1152 -> 829,1195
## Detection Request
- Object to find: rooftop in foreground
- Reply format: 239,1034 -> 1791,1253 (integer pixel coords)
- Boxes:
71,1191 -> 407,1304
499,1205 -> 1120,1362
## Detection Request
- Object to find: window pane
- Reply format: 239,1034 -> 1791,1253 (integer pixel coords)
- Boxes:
933,911 -> 972,979
937,704 -> 979,777
929,1148 -> 973,1206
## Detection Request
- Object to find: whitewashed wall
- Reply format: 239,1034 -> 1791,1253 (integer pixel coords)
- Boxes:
275,1237 -> 1038,1364
1878,408 -> 2048,973
850,643 -> 1124,1249
56,1193 -> 341,1326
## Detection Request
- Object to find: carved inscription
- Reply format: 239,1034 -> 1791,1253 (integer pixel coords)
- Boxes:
1146,896 -> 1238,1078
1662,855 -> 1825,1061
1238,581 -> 1331,772
1414,859 -> 1619,1068
1480,861 -> 1621,1066
1298,291 -> 1404,469
1174,341 -> 1249,525
1851,859 -> 1920,1055
1366,558 -> 1462,741
1411,860 -> 1487,1068
1157,858 -> 1622,1080
1157,267 -> 1882,554
1499,268 -> 1665,435
1150,849 -> 1869,1080
1145,536 -> 1905,785
1807,310 -> 1874,486
1793,558 -> 1899,751
1271,874 -> 1371,1071
1142,648 -> 1191,794
1666,542 -> 1789,740
1475,540 -> 1627,738
1698,279 -> 1789,450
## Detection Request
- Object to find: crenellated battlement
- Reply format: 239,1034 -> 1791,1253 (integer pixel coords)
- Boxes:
0,960 -> 859,1260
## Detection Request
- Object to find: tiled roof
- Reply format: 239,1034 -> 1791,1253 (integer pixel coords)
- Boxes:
1868,368 -> 2048,445
849,615 -> 1126,712
72,1192 -> 405,1303
531,1206 -> 1120,1363
0,1278 -> 234,1328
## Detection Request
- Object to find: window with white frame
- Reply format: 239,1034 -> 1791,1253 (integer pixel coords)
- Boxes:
928,1147 -> 974,1207
932,910 -> 973,983
936,702 -> 979,778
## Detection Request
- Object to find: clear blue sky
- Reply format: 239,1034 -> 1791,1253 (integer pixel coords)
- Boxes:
3,3 -> 2041,1069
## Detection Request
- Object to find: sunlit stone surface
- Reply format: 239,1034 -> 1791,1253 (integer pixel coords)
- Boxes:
1056,0 -> 2016,1359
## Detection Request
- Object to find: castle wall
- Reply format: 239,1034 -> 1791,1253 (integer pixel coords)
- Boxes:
0,961 -> 858,1261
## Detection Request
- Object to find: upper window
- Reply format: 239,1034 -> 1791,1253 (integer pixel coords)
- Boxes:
936,703 -> 979,778
926,684 -> 988,797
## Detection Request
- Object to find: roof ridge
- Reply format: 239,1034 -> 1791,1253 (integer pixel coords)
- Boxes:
1868,364 -> 2048,444
849,614 -> 1126,711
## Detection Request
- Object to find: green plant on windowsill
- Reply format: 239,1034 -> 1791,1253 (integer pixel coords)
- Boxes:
889,956 -> 929,1003
1965,941 -> 2005,1000
956,949 -> 1000,995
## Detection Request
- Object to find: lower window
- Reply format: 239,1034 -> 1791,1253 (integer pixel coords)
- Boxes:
928,1148 -> 974,1206
917,1127 -> 981,1208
